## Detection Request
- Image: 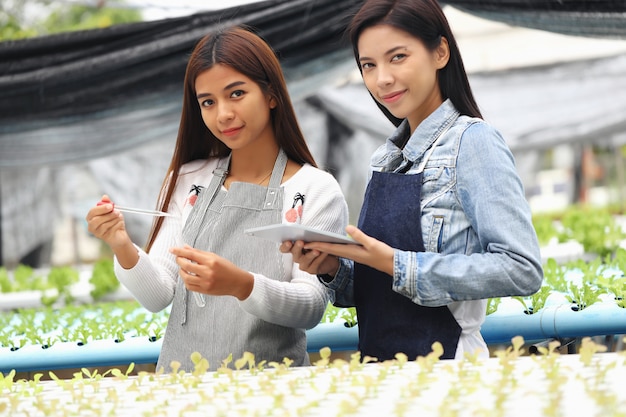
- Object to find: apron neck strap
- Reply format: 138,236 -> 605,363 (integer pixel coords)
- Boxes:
264,148 -> 288,211
268,148 -> 288,187
182,153 -> 231,249
214,153 -> 231,180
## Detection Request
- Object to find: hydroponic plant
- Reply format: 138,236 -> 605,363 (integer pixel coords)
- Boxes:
0,300 -> 168,351
0,337 -> 624,417
3,201 -> 626,385
558,204 -> 626,257
3,251 -> 626,355
88,258 -> 119,300
0,264 -> 79,307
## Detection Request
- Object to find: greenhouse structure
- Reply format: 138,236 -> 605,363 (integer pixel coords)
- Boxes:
2,0 -> 626,415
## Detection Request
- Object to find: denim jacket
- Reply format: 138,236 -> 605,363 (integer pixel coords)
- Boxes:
327,99 -> 543,312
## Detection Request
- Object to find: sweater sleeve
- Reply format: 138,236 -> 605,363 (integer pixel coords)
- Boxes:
113,215 -> 181,313
239,167 -> 349,329
113,163 -> 203,312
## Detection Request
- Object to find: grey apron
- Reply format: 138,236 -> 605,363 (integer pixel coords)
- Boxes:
158,149 -> 307,372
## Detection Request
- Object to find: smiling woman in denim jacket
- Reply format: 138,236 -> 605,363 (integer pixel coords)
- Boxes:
281,0 -> 543,361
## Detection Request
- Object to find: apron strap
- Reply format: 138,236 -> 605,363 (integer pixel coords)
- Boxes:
180,154 -> 231,323
182,154 -> 231,247
263,149 -> 288,211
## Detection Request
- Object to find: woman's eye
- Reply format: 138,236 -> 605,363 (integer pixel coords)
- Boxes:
201,99 -> 214,107
391,53 -> 406,62
361,62 -> 374,70
230,90 -> 245,98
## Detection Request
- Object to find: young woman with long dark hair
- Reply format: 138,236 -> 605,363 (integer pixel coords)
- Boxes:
87,26 -> 349,372
282,0 -> 543,361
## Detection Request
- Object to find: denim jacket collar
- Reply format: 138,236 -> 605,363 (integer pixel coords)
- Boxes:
372,99 -> 459,171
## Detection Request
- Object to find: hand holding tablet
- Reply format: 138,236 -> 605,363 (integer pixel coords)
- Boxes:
244,223 -> 361,245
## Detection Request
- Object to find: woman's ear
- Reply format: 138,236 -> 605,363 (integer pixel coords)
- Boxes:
269,96 -> 277,109
435,36 -> 450,69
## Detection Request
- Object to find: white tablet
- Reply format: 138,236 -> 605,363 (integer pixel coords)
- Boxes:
244,223 -> 360,245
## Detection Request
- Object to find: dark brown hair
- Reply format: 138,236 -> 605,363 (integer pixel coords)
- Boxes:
348,0 -> 482,126
145,26 -> 317,251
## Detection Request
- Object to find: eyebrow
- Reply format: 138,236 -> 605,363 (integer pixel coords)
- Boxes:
359,46 -> 407,63
196,80 -> 246,99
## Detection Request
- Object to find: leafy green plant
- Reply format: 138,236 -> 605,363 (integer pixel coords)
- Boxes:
322,304 -> 358,327
608,247 -> 626,274
542,258 -> 568,293
604,248 -> 626,308
89,258 -> 119,300
0,369 -> 16,392
14,265 -> 47,291
321,303 -> 340,323
513,285 -> 552,314
566,281 -> 605,311
486,297 -> 500,315
0,337 -> 624,417
109,363 -> 135,380
2,1 -> 143,41
0,300 -> 169,349
0,268 -> 10,293
578,337 -> 608,366
0,265 -> 46,293
563,258 -> 606,310
41,266 -> 80,306
559,205 -> 626,257
340,307 -> 358,328
595,270 -> 626,309
532,213 -> 560,246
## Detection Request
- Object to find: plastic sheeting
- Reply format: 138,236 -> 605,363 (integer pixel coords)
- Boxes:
0,0 -> 359,121
2,0 -> 626,167
0,0 -> 361,167
445,0 -> 626,39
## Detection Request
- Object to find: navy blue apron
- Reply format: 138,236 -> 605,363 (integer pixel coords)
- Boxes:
354,126 -> 462,361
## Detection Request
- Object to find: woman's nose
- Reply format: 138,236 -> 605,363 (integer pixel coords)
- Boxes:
376,66 -> 394,87
217,102 -> 235,123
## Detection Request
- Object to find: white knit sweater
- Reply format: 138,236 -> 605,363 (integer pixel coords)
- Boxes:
114,157 -> 349,329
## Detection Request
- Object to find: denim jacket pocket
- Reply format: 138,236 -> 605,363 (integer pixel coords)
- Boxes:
426,215 -> 444,253
421,165 -> 444,183
421,164 -> 455,208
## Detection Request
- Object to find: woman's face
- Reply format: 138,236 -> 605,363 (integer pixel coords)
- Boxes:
195,63 -> 276,151
357,24 -> 449,132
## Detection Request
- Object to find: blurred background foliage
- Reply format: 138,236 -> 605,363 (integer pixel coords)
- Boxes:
0,0 -> 143,40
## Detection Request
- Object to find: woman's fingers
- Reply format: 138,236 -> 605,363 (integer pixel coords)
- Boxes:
303,226 -> 394,275
279,240 -> 293,253
344,225 -> 370,244
87,210 -> 124,242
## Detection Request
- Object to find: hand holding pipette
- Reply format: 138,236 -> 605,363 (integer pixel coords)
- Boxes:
85,195 -> 142,269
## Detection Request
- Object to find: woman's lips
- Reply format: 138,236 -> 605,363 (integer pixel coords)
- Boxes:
221,127 -> 242,137
381,90 -> 405,104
